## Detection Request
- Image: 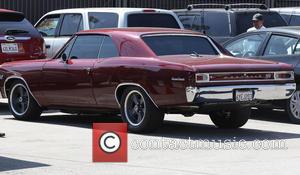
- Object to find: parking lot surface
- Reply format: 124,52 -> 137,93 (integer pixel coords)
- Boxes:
1,103 -> 300,175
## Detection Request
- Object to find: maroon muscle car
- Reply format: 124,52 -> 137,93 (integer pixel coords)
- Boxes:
0,28 -> 296,133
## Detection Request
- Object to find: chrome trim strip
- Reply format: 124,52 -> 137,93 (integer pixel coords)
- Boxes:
3,76 -> 42,107
115,83 -> 158,108
186,83 -> 296,103
195,71 -> 294,83
0,36 -> 31,41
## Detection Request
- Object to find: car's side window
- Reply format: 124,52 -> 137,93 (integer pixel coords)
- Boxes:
36,15 -> 60,37
59,14 -> 83,36
293,40 -> 300,55
69,35 -> 104,59
263,35 -> 298,56
178,15 -> 195,29
225,34 -> 267,57
88,12 -> 118,29
58,37 -> 77,59
289,15 -> 300,26
98,36 -> 119,58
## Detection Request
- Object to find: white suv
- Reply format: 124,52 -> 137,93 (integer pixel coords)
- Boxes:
35,8 -> 184,58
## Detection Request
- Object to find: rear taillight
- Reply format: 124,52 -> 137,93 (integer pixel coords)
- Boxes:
18,43 -> 25,53
274,71 -> 294,80
195,73 -> 210,83
32,39 -> 46,58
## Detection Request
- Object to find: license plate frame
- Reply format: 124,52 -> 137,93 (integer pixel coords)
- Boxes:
234,90 -> 254,102
1,43 -> 19,53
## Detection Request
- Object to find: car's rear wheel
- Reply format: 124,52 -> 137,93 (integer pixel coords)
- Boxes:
286,90 -> 300,124
8,81 -> 42,120
209,106 -> 250,128
120,87 -> 164,133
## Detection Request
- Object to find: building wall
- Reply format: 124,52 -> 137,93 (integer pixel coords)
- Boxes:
0,0 -> 299,24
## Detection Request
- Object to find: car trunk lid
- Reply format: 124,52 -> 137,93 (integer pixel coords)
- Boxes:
158,55 -> 289,72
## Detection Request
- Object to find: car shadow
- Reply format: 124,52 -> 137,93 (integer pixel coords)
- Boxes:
1,103 -> 300,142
4,113 -> 300,142
251,108 -> 292,124
0,103 -> 11,115
151,120 -> 300,142
0,156 -> 50,172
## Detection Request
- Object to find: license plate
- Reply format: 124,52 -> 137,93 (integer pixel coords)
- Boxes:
1,43 -> 19,53
234,90 -> 253,102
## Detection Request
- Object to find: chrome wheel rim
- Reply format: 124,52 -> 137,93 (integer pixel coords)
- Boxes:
290,91 -> 300,119
10,84 -> 29,116
124,90 -> 146,126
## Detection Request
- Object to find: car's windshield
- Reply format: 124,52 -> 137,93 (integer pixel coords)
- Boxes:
127,13 -> 180,28
142,35 -> 218,56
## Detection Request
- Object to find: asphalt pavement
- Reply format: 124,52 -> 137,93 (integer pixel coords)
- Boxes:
1,102 -> 300,175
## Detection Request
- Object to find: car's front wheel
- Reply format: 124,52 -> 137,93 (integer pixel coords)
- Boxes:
120,87 -> 164,133
8,81 -> 42,120
286,90 -> 300,124
209,107 -> 251,128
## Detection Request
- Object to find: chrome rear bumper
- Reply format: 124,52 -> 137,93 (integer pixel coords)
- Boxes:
186,83 -> 296,103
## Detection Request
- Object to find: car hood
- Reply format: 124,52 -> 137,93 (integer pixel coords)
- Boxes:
158,55 -> 293,72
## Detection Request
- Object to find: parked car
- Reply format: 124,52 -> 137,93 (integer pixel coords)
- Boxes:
223,26 -> 300,123
173,3 -> 287,43
0,28 -> 295,133
272,7 -> 300,26
34,8 -> 184,58
0,9 -> 45,64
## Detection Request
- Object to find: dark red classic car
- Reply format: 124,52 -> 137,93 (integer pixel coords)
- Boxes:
0,28 -> 296,132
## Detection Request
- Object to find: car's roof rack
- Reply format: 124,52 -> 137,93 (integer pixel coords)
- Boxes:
187,3 -> 268,11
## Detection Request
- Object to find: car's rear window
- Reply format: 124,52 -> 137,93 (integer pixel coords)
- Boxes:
0,12 -> 35,35
127,13 -> 180,28
236,12 -> 287,34
142,35 -> 218,56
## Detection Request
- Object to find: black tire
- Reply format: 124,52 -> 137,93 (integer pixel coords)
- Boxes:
8,80 -> 42,120
209,106 -> 251,128
286,90 -> 300,124
120,87 -> 164,133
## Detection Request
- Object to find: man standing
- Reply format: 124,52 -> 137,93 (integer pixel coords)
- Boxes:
247,13 -> 266,32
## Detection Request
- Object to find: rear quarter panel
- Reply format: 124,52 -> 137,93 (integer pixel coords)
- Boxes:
92,57 -> 194,109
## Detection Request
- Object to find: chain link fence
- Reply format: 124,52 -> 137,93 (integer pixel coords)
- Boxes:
1,0 -> 300,23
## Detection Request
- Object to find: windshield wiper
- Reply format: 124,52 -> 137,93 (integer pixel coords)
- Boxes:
5,29 -> 29,35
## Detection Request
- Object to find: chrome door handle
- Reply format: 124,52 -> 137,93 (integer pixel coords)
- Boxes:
86,67 -> 91,74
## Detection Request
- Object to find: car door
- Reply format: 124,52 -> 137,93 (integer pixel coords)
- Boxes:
225,32 -> 269,57
41,35 -> 103,107
257,34 -> 300,67
92,36 -> 120,108
35,14 -> 62,58
257,34 -> 300,81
